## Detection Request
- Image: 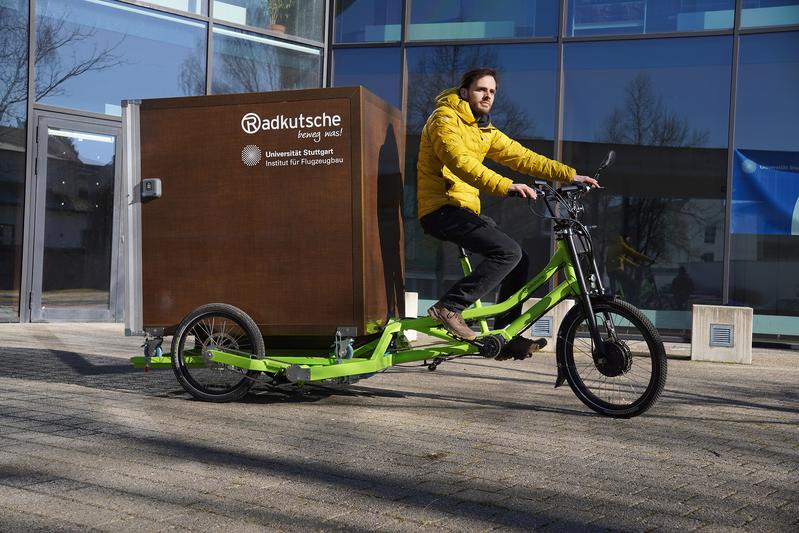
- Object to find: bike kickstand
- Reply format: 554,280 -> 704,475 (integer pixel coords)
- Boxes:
427,356 -> 450,371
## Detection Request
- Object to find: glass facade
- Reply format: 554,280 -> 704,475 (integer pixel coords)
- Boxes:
742,0 -> 799,27
409,0 -> 559,40
566,0 -> 735,36
730,31 -> 799,323
0,0 -> 325,322
211,26 -> 321,94
1,0 -> 797,338
35,0 -> 208,115
331,2 -> 799,339
142,0 -> 207,15
0,0 -> 28,319
332,48 -> 401,107
563,37 -> 731,323
334,0 -> 402,42
212,0 -> 325,41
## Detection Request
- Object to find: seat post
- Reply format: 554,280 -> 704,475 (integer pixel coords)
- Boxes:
457,248 -> 490,334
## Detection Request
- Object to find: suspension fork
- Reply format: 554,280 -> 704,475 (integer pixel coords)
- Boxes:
562,229 -> 607,358
581,233 -> 619,341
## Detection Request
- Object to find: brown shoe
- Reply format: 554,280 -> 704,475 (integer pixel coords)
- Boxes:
495,337 -> 547,361
428,303 -> 477,341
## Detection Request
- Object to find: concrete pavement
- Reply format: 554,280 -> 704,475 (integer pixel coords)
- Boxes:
0,323 -> 796,531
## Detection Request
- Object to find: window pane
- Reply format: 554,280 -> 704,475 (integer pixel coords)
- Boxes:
563,37 -> 732,331
730,32 -> 799,323
42,128 -> 115,311
0,0 -> 28,319
566,0 -> 734,36
742,0 -> 799,27
211,26 -> 321,94
141,0 -> 207,15
212,0 -> 325,42
404,44 -> 558,303
332,48 -> 401,108
35,0 -> 207,116
409,0 -> 559,40
334,0 -> 402,43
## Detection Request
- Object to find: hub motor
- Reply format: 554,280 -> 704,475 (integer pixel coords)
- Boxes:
594,339 -> 632,377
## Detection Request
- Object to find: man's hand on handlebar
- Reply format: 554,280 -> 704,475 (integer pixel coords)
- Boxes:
508,183 -> 538,199
573,174 -> 601,188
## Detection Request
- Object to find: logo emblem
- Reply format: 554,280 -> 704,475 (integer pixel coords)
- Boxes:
741,158 -> 757,175
241,144 -> 262,166
241,113 -> 261,134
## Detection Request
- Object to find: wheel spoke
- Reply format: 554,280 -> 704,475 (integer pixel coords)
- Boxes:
563,302 -> 665,415
173,308 -> 262,401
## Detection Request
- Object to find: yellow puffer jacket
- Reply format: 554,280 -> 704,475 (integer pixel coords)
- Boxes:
417,88 -> 576,218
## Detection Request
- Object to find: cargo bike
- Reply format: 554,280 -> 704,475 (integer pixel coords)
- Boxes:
132,151 -> 667,418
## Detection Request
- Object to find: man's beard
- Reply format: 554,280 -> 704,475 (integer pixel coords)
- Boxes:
470,102 -> 489,117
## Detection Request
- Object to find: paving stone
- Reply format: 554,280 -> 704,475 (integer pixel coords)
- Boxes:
0,325 -> 797,531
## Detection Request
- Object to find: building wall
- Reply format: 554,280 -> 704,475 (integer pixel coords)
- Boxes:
330,0 -> 799,339
1,0 -> 798,339
0,0 -> 326,321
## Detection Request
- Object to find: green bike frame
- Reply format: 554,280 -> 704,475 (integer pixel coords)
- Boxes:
131,239 -> 582,383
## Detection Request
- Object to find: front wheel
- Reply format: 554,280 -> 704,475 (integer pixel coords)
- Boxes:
557,298 -> 667,418
171,303 -> 265,402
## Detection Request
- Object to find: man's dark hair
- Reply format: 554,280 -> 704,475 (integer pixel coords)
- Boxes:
459,68 -> 498,90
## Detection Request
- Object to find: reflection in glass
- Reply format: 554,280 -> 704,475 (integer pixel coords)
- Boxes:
212,0 -> 325,42
404,44 -> 557,303
42,128 -> 115,310
334,0 -> 402,43
730,32 -> 799,320
409,0 -> 559,40
563,37 -> 732,327
211,26 -> 321,94
35,0 -> 207,116
742,0 -> 799,27
141,0 -> 207,15
332,48 -> 401,108
566,0 -> 734,36
0,1 -> 28,319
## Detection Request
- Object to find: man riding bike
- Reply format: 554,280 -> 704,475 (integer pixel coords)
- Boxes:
417,68 -> 599,345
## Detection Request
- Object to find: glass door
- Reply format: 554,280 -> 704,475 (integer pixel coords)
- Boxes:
30,115 -> 121,321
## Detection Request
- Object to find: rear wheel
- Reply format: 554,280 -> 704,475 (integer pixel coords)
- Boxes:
171,303 -> 264,402
557,298 -> 666,418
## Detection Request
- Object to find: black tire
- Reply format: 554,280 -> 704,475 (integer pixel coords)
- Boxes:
556,297 -> 667,418
171,303 -> 265,402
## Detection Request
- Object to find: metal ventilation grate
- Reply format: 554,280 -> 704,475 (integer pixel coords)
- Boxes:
709,324 -> 734,347
532,316 -> 553,337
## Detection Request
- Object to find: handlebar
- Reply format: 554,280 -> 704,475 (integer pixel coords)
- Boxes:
506,150 -> 615,221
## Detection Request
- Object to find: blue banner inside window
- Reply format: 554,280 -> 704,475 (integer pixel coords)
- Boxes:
732,149 -> 799,236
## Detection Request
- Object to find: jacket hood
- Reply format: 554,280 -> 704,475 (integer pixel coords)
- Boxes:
435,88 -> 477,124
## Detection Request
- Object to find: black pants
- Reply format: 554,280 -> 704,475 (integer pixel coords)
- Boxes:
420,205 -> 529,329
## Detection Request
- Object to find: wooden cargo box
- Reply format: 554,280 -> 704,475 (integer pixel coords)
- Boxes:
124,87 -> 404,339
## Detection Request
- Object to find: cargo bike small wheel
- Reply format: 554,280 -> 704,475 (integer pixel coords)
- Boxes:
171,303 -> 265,402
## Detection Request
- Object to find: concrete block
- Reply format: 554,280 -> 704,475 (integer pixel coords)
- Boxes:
404,292 -> 418,341
691,304 -> 753,364
520,298 -> 576,352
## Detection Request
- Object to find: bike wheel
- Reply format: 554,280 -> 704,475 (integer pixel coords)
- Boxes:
171,303 -> 264,402
557,298 -> 667,418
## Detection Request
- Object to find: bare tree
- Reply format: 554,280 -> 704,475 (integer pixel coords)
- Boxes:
597,73 -> 709,148
594,73 -> 713,308
0,9 -> 125,129
406,46 -> 534,138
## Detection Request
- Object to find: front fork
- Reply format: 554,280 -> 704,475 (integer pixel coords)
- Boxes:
562,230 -> 609,359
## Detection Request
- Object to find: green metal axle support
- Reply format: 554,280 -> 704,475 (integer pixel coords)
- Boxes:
130,240 -> 580,383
